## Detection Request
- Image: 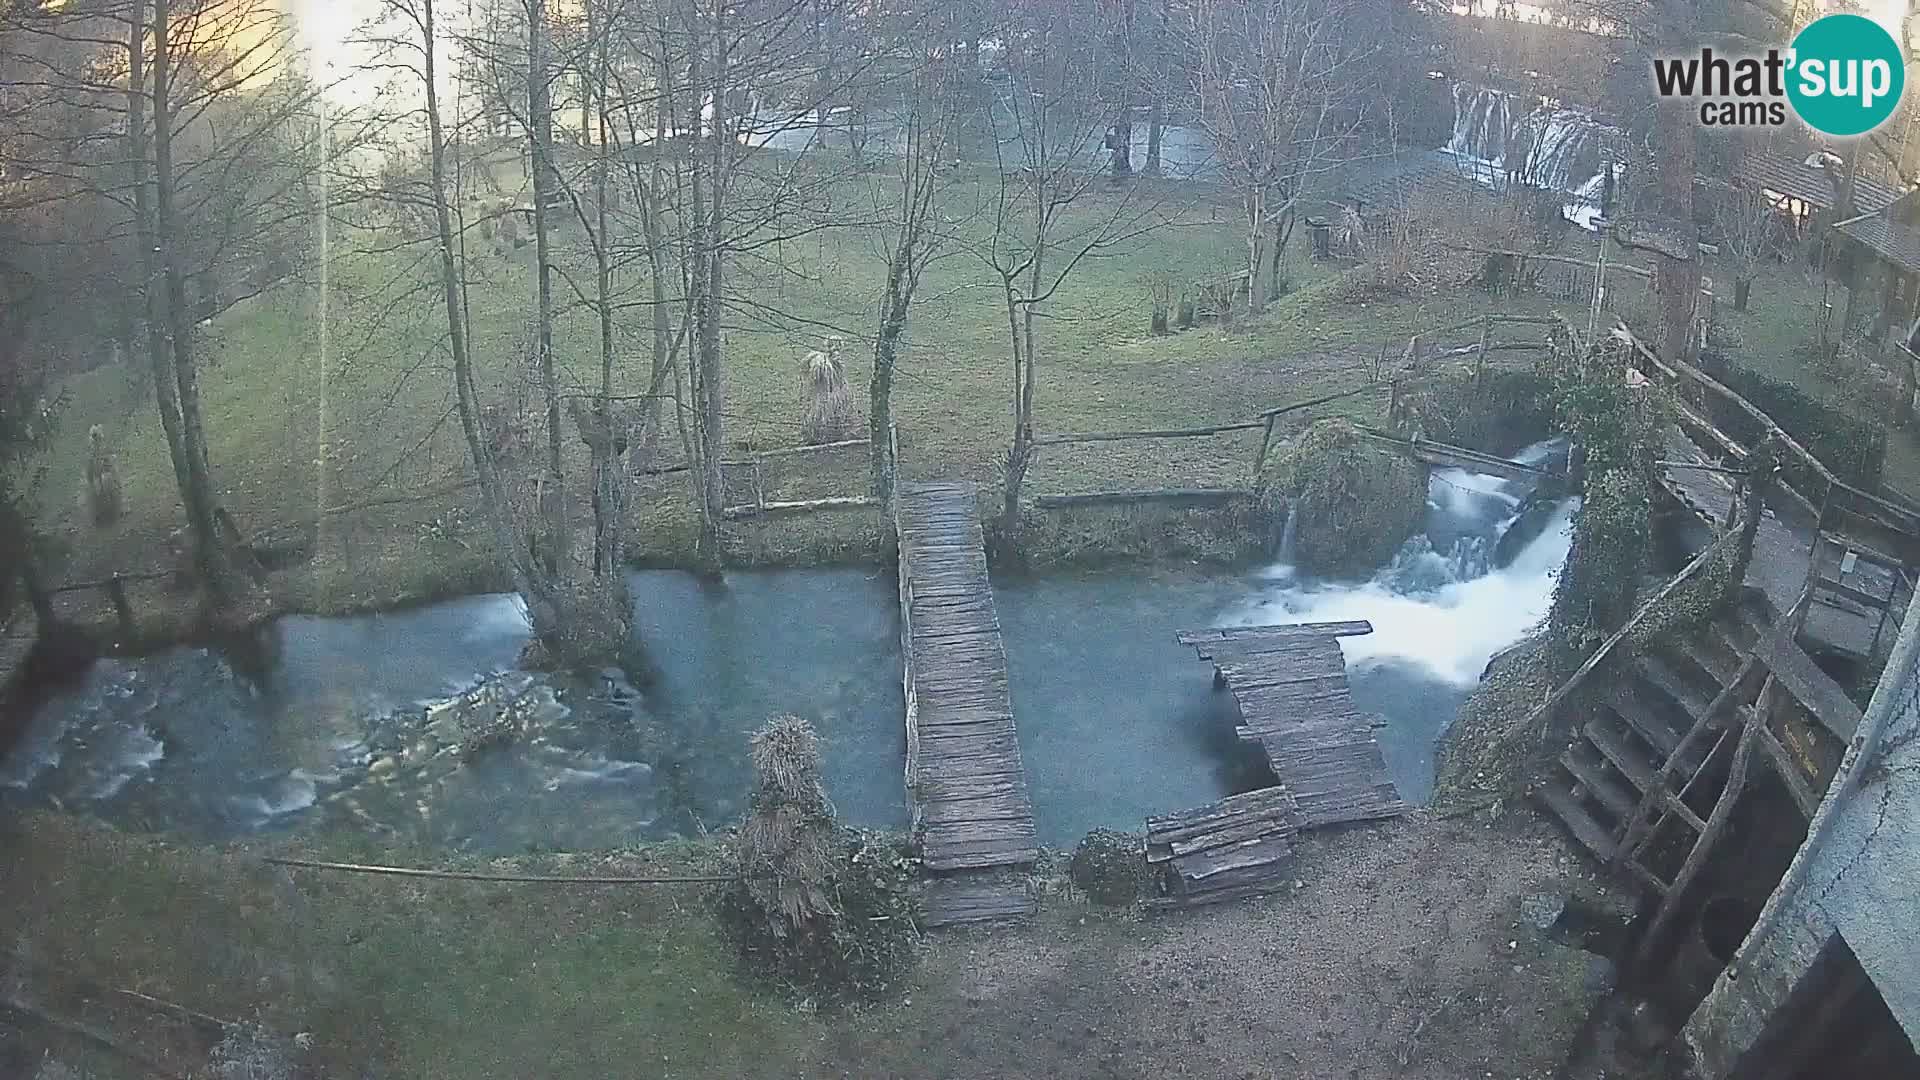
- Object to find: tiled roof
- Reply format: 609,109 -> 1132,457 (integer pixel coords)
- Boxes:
1735,153 -> 1900,215
1835,200 -> 1920,274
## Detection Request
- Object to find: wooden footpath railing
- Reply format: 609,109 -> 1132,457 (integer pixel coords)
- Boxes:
1025,314 -> 1564,507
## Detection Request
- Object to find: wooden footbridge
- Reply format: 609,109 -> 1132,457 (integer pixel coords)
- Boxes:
1145,621 -> 1408,908
895,482 -> 1039,926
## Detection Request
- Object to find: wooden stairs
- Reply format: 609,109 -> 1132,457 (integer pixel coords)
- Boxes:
1535,604 -> 1769,890
1535,587 -> 1864,972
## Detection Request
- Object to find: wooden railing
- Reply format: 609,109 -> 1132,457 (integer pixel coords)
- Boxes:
1025,315 -> 1563,507
1615,324 -> 1920,554
1527,527 -> 1746,752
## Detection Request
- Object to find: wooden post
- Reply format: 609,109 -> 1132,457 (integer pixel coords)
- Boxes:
1254,414 -> 1279,476
1730,437 -> 1776,588
106,574 -> 134,640
751,458 -> 765,513
1474,317 -> 1492,383
1630,702 -> 1761,978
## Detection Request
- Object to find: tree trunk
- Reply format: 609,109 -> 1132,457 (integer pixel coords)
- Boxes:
126,3 -> 193,516
1270,207 -> 1294,297
419,0 -> 538,611
1245,189 -> 1267,314
1650,19 -> 1701,365
529,0 -> 565,578
1110,117 -> 1132,180
686,6 -> 727,564
1734,275 -> 1752,312
1144,104 -> 1163,178
151,0 -> 236,602
870,300 -> 903,507
590,2 -> 618,576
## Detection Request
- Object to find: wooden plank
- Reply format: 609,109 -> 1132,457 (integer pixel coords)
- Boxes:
1171,833 -> 1293,884
1032,422 -> 1265,445
1215,640 -> 1348,686
1754,626 -> 1863,739
1754,724 -> 1822,818
1144,786 -> 1296,841
1535,775 -> 1620,862
1630,721 -> 1759,976
898,482 -> 1037,880
921,791 -> 1036,826
923,879 -> 1034,927
1032,488 -> 1256,508
1562,744 -> 1636,820
1177,621 -> 1373,647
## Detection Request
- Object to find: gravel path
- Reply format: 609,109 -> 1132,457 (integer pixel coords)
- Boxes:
811,808 -> 1620,1080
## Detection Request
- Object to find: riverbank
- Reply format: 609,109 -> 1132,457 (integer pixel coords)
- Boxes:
0,808 -> 1618,1079
24,196 -> 1563,657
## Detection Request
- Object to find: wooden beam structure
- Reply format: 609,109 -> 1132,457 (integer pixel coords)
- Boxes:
1031,488 -> 1254,509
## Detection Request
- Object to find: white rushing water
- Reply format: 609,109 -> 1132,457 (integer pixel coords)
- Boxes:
1443,83 -> 1625,229
1227,443 -> 1577,687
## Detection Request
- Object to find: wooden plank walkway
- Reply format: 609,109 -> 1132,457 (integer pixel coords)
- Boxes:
896,483 -> 1037,926
1179,623 -> 1408,829
1657,426 -> 1886,658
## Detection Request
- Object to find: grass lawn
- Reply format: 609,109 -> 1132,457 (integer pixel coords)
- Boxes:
0,810 -> 1610,1080
27,164 -> 1561,626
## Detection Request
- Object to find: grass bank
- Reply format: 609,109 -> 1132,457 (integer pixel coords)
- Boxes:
28,169 -> 1560,638
1,809 -> 1615,1080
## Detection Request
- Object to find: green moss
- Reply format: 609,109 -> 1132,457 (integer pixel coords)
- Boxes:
1547,350 -> 1666,663
1261,418 -> 1426,579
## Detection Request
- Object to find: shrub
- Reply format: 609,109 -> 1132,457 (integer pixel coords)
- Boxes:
1396,369 -> 1558,454
1069,828 -> 1150,906
724,717 -> 918,1002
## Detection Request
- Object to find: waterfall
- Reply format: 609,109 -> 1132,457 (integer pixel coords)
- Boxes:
1442,83 -> 1622,216
1448,83 -> 1514,165
1276,505 -> 1299,566
1228,440 -> 1575,686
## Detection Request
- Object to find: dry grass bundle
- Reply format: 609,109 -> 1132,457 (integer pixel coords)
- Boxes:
724,716 -> 920,1002
799,337 -> 855,445
738,715 -> 839,939
84,424 -> 122,527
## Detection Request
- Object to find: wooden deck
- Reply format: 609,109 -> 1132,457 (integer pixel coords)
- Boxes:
895,483 -> 1037,925
1657,426 -> 1892,659
1179,623 -> 1408,829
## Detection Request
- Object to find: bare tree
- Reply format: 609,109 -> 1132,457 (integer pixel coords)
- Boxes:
1185,0 -> 1379,314
864,13 -> 966,508
975,0 -> 1167,531
3,0 -> 326,604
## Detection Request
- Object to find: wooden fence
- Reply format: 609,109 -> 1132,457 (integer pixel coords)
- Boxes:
1024,314 -> 1565,508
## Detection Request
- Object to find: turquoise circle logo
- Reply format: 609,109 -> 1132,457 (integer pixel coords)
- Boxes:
1786,14 -> 1905,136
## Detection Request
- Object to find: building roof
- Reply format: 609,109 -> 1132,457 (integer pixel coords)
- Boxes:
1735,152 -> 1901,216
1835,191 -> 1920,275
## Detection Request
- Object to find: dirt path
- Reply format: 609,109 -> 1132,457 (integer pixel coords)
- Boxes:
807,809 -> 1616,1080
